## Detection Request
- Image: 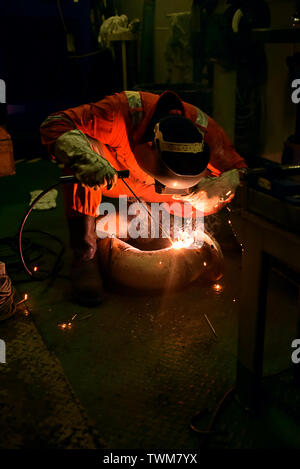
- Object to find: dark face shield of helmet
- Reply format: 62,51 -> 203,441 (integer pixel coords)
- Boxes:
134,115 -> 210,195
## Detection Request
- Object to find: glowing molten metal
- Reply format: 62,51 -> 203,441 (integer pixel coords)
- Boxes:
172,230 -> 202,250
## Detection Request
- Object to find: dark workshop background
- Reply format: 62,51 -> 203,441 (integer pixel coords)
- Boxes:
0,0 -> 298,166
1,0 -> 300,451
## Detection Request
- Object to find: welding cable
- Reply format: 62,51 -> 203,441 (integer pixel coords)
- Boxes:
18,181 -> 64,279
0,234 -> 64,281
18,171 -> 130,279
190,387 -> 235,442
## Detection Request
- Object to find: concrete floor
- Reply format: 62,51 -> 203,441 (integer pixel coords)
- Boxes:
0,159 -> 299,449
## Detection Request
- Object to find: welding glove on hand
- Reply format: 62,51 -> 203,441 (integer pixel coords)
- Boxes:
54,129 -> 117,190
173,169 -> 242,215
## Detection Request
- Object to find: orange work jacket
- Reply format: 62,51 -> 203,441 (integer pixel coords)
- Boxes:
40,90 -> 246,217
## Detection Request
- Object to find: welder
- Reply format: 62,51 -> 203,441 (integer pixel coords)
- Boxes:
40,90 -> 247,306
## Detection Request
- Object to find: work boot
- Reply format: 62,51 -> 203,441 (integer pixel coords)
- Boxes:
67,215 -> 104,306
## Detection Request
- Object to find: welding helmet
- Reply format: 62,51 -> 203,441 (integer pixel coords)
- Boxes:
134,113 -> 210,194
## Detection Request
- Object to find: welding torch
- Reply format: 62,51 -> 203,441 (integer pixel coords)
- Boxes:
59,170 -> 130,184
60,170 -> 173,243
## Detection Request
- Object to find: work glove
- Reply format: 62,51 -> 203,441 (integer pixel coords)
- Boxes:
173,169 -> 242,215
54,129 -> 117,190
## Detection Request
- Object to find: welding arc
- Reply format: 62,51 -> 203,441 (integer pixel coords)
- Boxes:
121,179 -> 173,244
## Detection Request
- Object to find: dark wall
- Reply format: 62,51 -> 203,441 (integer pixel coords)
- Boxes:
0,0 -> 116,158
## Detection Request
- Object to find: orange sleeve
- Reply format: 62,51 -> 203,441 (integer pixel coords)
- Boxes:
204,116 -> 247,176
40,94 -> 121,157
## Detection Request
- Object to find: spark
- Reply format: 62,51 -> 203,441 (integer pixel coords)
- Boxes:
33,266 -> 38,272
204,313 -> 218,338
213,283 -> 222,293
16,293 -> 28,305
58,313 -> 78,330
203,262 -> 207,267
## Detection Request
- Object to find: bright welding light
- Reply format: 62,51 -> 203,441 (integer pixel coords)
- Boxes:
172,231 -> 195,250
213,283 -> 222,293
33,266 -> 38,272
171,225 -> 206,250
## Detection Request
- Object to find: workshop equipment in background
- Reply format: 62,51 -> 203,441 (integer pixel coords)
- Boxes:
98,15 -> 140,90
283,52 -> 300,165
243,160 -> 300,235
191,0 -> 270,162
236,161 -> 300,411
251,13 -> 300,166
0,262 -> 15,321
108,30 -> 138,90
190,160 -> 300,434
0,126 -> 15,177
165,12 -> 193,84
